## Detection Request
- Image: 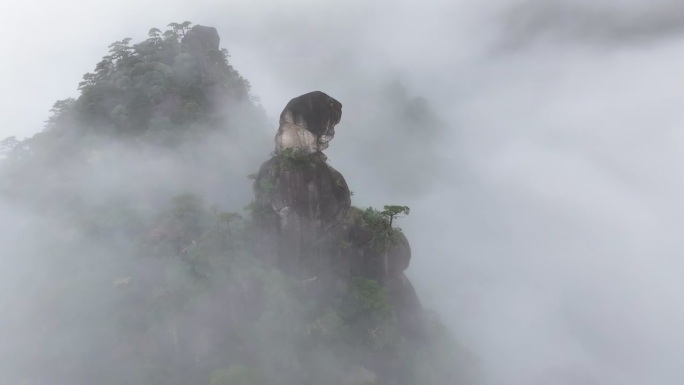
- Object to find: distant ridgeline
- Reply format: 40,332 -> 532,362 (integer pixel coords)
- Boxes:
0,24 -> 479,385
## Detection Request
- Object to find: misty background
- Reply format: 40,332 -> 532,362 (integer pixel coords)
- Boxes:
2,0 -> 684,384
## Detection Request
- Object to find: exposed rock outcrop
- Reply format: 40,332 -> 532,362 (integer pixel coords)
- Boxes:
253,151 -> 351,277
340,206 -> 425,340
180,24 -> 249,104
182,25 -> 220,52
274,91 -> 342,155
253,91 -> 424,339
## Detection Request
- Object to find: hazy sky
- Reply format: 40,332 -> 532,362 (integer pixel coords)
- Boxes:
3,1 -> 684,384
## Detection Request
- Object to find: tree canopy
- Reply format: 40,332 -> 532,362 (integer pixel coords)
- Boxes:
45,21 -> 255,143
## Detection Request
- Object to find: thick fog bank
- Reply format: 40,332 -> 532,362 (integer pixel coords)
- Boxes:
3,1 -> 684,384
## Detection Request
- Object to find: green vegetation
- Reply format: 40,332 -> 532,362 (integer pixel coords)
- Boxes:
381,205 -> 410,227
338,278 -> 400,350
257,178 -> 276,197
305,277 -> 398,350
1,20 -> 256,157
279,147 -> 315,170
74,21 -> 250,133
345,205 -> 410,252
0,191 -> 424,385
244,200 -> 278,221
0,136 -> 19,158
0,22 -> 476,385
131,194 -> 414,384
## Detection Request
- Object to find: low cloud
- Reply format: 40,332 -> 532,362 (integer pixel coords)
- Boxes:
500,0 -> 684,49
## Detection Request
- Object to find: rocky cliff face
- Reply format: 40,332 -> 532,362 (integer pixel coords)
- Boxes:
253,91 -> 424,340
181,25 -> 250,106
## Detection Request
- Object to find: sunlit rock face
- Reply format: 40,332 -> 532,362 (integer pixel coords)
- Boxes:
274,91 -> 342,154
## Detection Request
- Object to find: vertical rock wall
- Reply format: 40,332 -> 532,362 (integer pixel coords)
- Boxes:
252,91 -> 424,339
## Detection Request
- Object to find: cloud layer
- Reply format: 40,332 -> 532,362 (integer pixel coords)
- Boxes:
3,1 -> 684,384
500,0 -> 684,48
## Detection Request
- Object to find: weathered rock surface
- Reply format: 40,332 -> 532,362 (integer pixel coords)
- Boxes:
181,25 -> 248,103
253,91 -> 425,339
182,25 -> 220,52
253,152 -> 351,277
340,213 -> 396,277
340,207 -> 425,340
275,91 -> 342,154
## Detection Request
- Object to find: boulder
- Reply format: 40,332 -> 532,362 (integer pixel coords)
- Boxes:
181,25 -> 220,52
254,96 -> 350,276
275,91 -> 342,154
